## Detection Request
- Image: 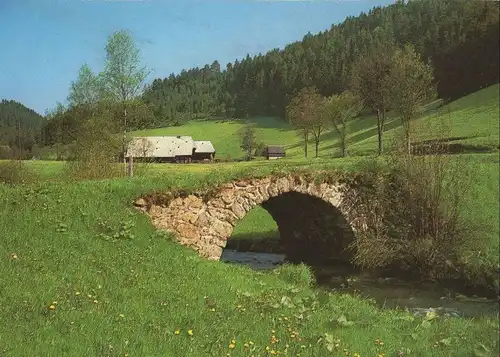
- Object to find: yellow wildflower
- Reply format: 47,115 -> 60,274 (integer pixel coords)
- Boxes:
187,329 -> 194,336
174,330 -> 180,335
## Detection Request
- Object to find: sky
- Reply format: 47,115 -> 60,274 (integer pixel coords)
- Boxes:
0,0 -> 395,115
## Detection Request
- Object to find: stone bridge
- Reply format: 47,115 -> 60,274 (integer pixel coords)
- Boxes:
135,174 -> 363,265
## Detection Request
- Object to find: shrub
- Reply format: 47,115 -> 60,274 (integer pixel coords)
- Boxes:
273,263 -> 315,288
345,127 -> 480,279
0,160 -> 38,185
0,145 -> 11,159
254,142 -> 267,157
64,116 -> 124,181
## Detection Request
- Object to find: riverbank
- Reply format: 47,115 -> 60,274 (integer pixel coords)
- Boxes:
221,249 -> 499,319
226,230 -> 500,299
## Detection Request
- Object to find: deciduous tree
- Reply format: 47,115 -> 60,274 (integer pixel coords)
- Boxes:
323,90 -> 363,157
389,44 -> 437,155
101,30 -> 150,105
239,123 -> 257,161
67,64 -> 101,110
351,44 -> 395,155
286,87 -> 324,158
100,29 -> 150,167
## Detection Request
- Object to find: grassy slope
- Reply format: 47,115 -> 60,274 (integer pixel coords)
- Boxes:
1,169 -> 499,356
133,84 -> 499,159
350,84 -> 500,156
133,116 -> 300,160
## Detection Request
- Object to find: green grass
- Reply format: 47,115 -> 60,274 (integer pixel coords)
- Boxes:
350,84 -> 500,156
1,86 -> 499,355
133,116 -> 300,160
230,205 -> 279,241
457,154 -> 500,271
1,169 -> 499,356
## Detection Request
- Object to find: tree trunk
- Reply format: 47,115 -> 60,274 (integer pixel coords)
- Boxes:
381,108 -> 386,152
304,132 -> 308,158
123,106 -> 128,174
376,109 -> 383,156
403,119 -> 411,155
127,156 -> 133,177
407,133 -> 411,156
340,133 -> 346,157
315,139 -> 319,158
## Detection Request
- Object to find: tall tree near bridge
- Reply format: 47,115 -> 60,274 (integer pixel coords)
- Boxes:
286,87 -> 324,158
389,44 -> 436,155
323,90 -> 363,158
100,30 -> 150,171
351,43 -> 395,156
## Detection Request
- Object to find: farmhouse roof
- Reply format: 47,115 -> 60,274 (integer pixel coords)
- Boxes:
193,140 -> 216,154
127,136 -> 194,158
266,145 -> 285,155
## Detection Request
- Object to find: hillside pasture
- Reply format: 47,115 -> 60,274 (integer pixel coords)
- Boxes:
132,84 -> 499,160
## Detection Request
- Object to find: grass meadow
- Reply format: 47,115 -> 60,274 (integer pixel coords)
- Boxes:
1,166 -> 499,356
0,85 -> 499,356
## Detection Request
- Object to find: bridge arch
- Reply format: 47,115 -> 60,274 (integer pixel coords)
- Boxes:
136,174 -> 362,263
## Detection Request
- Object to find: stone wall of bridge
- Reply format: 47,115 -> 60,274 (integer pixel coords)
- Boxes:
134,174 -> 362,264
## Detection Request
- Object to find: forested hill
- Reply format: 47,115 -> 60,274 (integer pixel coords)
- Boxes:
0,99 -> 45,151
143,0 -> 499,127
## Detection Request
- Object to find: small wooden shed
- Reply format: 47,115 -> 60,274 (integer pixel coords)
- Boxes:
265,145 -> 286,160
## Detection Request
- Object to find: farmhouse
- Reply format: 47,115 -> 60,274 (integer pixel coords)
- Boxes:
126,136 -> 216,163
264,145 -> 286,160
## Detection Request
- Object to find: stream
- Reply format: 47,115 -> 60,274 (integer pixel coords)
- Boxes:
221,249 -> 499,318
